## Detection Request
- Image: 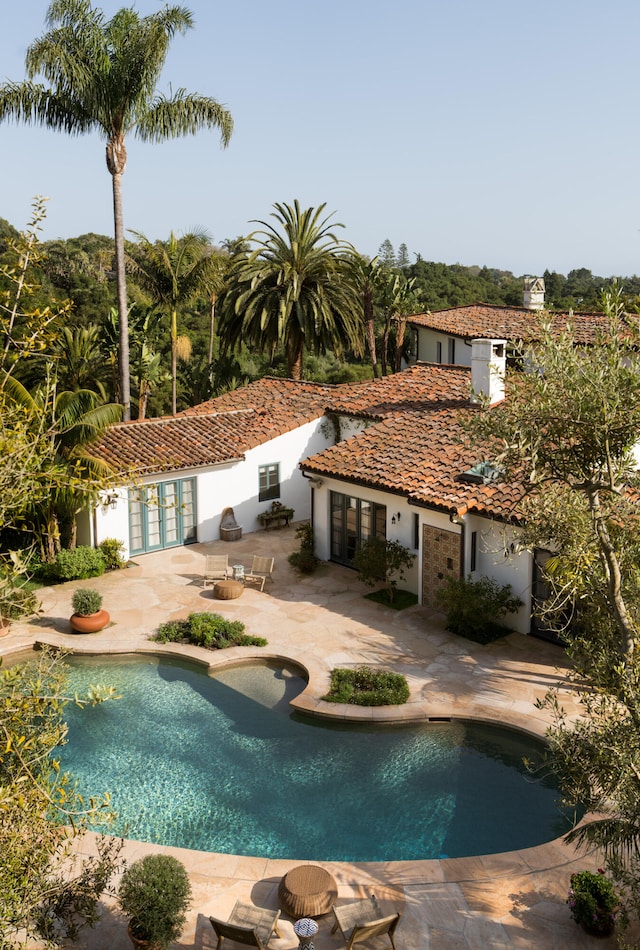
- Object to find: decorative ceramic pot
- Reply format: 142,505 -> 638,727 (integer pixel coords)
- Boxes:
69,609 -> 110,634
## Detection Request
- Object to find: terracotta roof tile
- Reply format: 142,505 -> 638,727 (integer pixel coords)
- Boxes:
407,303 -> 637,345
302,404 -> 525,521
94,411 -> 257,475
327,364 -> 472,418
94,378 -> 333,476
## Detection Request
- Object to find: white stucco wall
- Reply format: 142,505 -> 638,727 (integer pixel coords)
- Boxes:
464,513 -> 532,634
414,327 -> 472,367
94,416 -> 332,559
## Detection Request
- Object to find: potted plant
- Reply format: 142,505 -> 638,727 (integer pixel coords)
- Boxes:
118,854 -> 192,950
567,869 -> 619,936
70,587 -> 110,634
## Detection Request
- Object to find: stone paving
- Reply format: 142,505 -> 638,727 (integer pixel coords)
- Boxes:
1,526 -> 622,948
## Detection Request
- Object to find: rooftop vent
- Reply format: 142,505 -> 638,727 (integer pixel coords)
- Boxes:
458,460 -> 502,485
523,276 -> 545,311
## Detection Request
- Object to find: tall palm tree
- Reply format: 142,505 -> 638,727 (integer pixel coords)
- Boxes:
218,201 -> 363,380
0,0 -> 233,421
127,229 -> 220,414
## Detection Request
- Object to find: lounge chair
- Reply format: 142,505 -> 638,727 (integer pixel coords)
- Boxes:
203,554 -> 230,587
244,555 -> 275,592
332,896 -> 401,950
209,900 -> 281,950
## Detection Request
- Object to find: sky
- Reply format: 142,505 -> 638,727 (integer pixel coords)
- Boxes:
1,0 -> 640,278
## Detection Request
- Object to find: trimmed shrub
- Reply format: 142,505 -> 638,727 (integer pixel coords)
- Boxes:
50,546 -> 106,581
436,574 -> 523,644
71,588 -> 103,616
323,665 -> 410,706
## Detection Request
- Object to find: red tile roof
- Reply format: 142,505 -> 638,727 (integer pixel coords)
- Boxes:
302,406 -> 524,521
407,303 -> 635,345
94,378 -> 333,476
326,363 -> 472,418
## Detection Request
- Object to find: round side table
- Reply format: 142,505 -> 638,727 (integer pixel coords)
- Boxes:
294,917 -> 318,950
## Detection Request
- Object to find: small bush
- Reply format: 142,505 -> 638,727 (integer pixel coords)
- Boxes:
153,612 -> 267,649
51,546 -> 106,581
71,588 -> 103,616
354,538 -> 415,603
288,523 -> 319,574
568,869 -> 619,935
98,538 -> 127,570
154,620 -> 190,643
323,665 -> 410,706
436,574 -> 523,644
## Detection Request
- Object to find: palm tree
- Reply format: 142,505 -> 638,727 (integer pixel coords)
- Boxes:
0,0 -> 233,421
218,201 -> 363,380
2,373 -> 123,557
127,229 -> 220,415
350,254 -> 383,378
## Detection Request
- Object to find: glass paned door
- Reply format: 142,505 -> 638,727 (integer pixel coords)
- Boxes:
128,478 -> 197,555
330,491 -> 386,566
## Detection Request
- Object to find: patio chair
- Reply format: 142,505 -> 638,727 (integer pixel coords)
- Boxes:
203,554 -> 230,587
244,555 -> 275,592
332,895 -> 401,950
209,899 -> 281,950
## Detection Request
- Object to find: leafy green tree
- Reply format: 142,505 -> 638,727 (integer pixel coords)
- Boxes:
0,649 -> 122,948
379,272 -> 418,375
127,230 -> 220,414
0,0 -> 233,421
354,537 -> 415,603
396,242 -> 410,269
468,287 -> 640,921
218,201 -> 363,380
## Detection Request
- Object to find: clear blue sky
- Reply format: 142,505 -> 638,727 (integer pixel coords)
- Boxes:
1,0 -> 639,278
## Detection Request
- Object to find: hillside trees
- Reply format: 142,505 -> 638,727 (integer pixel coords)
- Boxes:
0,0 -> 233,421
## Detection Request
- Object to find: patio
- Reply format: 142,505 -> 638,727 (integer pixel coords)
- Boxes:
1,525 -> 616,948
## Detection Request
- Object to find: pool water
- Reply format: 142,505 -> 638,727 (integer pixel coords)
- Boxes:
59,655 -> 574,862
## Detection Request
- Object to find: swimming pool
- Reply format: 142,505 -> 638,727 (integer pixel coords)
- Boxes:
59,654 -> 574,862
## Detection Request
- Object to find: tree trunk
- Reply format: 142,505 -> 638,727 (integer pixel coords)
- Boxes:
381,311 -> 392,376
394,315 -> 407,373
587,487 -> 637,658
208,293 -> 216,367
107,136 -> 131,421
364,287 -> 379,379
171,308 -> 178,415
287,339 -> 304,380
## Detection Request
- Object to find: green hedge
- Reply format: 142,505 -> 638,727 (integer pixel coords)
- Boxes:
323,665 -> 410,706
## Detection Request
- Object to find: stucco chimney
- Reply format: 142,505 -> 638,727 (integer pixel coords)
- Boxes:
523,276 -> 545,310
471,339 -> 506,406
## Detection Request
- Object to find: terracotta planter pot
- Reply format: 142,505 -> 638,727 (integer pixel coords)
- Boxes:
69,609 -> 110,634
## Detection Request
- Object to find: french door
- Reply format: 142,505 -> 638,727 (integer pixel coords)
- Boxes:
129,478 -> 196,555
330,491 -> 386,566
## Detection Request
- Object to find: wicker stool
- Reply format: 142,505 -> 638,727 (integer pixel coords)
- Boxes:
278,864 -> 338,918
213,579 -> 243,600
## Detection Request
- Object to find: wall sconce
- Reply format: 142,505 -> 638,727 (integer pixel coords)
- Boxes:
103,492 -> 119,510
391,512 -> 401,525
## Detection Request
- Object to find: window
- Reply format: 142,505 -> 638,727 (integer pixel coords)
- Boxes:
447,337 -> 456,363
413,513 -> 420,550
470,530 -> 477,572
436,341 -> 442,364
129,478 -> 196,555
259,463 -> 280,502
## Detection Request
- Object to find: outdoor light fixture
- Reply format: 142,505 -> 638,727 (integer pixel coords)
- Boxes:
391,512 -> 401,525
103,492 -> 119,510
